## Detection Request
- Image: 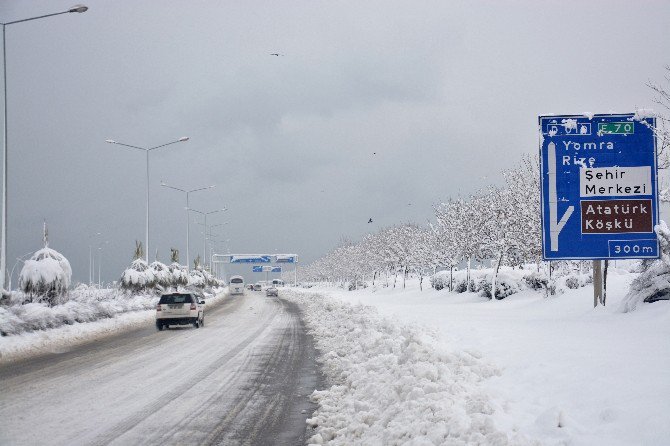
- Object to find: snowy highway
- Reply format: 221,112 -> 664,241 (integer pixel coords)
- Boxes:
0,291 -> 319,446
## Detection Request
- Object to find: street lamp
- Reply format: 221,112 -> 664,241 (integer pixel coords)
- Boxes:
190,208 -> 226,269
206,222 -> 229,266
0,5 -> 88,290
88,231 -> 101,285
161,182 -> 215,269
97,240 -> 108,287
106,137 -> 189,262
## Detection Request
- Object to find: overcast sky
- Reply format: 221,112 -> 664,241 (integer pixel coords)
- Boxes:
1,0 -> 669,284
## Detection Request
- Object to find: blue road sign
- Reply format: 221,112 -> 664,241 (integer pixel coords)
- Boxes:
539,113 -> 659,260
275,255 -> 297,263
231,255 -> 271,263
271,266 -> 282,273
252,266 -> 263,272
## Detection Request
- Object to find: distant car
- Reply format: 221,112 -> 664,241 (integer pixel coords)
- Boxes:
229,275 -> 245,295
266,287 -> 278,297
156,292 -> 205,330
247,284 -> 254,290
253,283 -> 262,291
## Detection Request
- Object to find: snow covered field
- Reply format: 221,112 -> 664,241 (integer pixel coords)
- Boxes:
2,274 -> 668,445
290,268 -> 670,445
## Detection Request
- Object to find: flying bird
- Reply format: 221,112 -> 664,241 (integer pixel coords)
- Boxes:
368,218 -> 373,224
270,53 -> 284,56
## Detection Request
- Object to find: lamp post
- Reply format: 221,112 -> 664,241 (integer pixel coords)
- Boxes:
88,231 -> 101,285
97,240 -> 108,287
206,222 -> 229,269
106,137 -> 189,263
161,182 -> 215,270
190,208 -> 226,269
0,4 -> 88,290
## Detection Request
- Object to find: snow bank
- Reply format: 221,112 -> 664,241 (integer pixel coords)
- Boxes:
284,290 -> 537,445
0,286 -> 227,363
310,271 -> 670,445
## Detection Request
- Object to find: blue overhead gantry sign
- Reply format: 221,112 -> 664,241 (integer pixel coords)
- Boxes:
539,113 -> 659,260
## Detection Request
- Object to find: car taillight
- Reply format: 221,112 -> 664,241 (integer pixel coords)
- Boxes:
156,304 -> 161,311
190,303 -> 196,311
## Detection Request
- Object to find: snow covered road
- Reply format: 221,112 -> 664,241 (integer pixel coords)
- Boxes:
0,292 -> 319,445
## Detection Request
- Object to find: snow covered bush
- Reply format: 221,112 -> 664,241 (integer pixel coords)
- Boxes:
188,268 -> 206,288
563,273 -> 591,290
523,271 -> 548,291
149,261 -> 171,289
473,271 -> 525,299
18,247 -> 72,306
620,221 -> 670,312
120,242 -> 156,293
454,278 -> 473,293
431,271 -> 452,291
168,262 -> 189,287
120,259 -> 156,292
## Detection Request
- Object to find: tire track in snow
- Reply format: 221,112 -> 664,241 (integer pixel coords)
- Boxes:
89,306 -> 279,445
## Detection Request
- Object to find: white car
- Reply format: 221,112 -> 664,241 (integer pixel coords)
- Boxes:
229,275 -> 245,295
266,287 -> 278,297
156,292 -> 205,330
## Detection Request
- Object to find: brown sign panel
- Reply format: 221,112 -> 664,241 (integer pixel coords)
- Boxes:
581,199 -> 653,234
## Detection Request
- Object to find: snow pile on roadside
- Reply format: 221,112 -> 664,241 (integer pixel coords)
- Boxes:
0,309 -> 156,363
285,291 -> 537,445
0,292 -> 155,336
0,285 -> 225,337
0,287 -> 227,363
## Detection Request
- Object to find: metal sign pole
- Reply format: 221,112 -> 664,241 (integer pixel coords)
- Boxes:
593,260 -> 602,308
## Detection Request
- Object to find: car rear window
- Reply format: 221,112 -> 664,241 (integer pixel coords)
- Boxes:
159,294 -> 193,304
231,278 -> 243,283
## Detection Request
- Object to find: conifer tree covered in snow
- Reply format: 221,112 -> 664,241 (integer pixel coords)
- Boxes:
168,248 -> 189,287
18,223 -> 72,305
188,255 -> 208,288
120,241 -> 156,292
149,259 -> 171,289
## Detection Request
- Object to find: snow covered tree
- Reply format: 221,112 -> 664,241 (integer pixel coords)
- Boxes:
620,221 -> 670,312
149,260 -> 171,289
502,154 -> 542,264
167,248 -> 189,287
120,241 -> 156,292
18,223 -> 72,305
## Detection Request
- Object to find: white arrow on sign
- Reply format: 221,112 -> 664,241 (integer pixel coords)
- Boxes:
548,142 -> 574,251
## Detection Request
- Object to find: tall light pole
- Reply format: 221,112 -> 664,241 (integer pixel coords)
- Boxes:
0,4 -> 88,290
97,240 -> 108,287
106,137 -> 189,262
88,231 -> 101,285
161,182 -> 215,269
206,221 -> 229,268
190,208 -> 226,269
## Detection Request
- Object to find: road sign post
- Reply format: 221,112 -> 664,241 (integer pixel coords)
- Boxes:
539,113 -> 658,305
